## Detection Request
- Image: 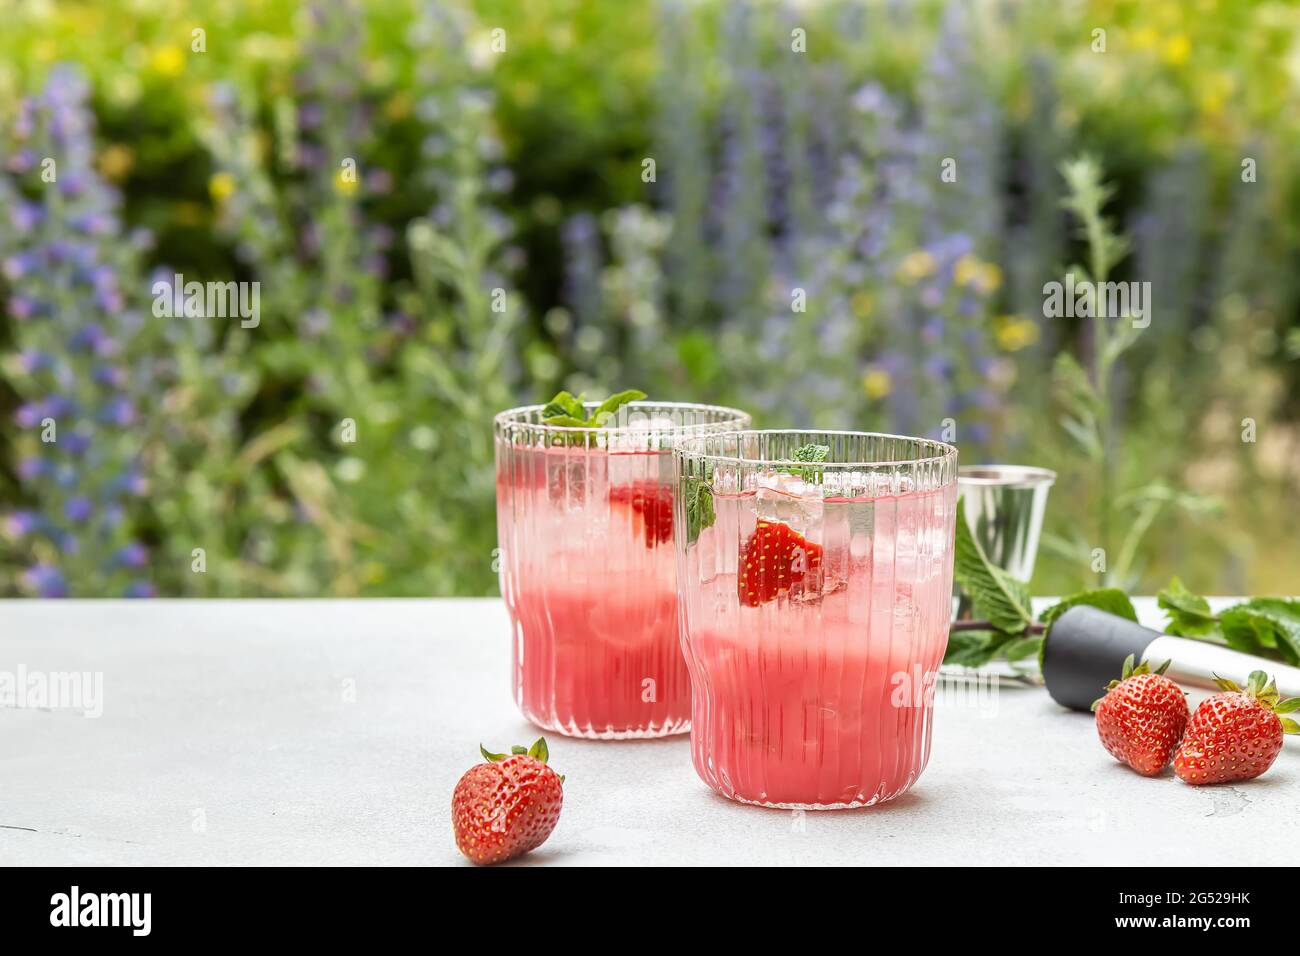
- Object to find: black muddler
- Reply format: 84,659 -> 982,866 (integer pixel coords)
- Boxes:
1041,605 -> 1300,712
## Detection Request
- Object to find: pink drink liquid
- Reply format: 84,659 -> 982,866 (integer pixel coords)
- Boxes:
679,485 -> 956,807
497,445 -> 690,738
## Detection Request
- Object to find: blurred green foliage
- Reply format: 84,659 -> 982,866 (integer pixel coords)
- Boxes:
1,0 -> 1298,597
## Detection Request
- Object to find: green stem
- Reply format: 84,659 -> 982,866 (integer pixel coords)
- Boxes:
951,620 -> 1046,636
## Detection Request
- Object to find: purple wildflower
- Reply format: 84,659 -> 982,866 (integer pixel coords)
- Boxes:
23,565 -> 68,598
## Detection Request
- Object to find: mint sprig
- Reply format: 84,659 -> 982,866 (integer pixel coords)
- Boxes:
1039,588 -> 1137,630
949,499 -> 1296,673
953,496 -> 1035,635
1157,579 -> 1300,666
947,496 -> 1138,669
540,388 -> 646,428
784,442 -> 830,482
683,443 -> 828,550
684,474 -> 715,545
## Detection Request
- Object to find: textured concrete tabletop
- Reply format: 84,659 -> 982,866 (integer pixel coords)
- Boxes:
1,597 -> 1295,866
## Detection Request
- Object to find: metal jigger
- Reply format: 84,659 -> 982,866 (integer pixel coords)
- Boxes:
958,465 -> 1057,586
946,465 -> 1056,682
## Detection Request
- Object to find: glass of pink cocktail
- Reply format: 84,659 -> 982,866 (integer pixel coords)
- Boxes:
495,401 -> 751,739
674,430 -> 958,808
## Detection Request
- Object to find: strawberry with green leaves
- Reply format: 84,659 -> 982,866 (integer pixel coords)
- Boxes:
1092,655 -> 1189,776
1174,671 -> 1300,785
452,738 -> 564,865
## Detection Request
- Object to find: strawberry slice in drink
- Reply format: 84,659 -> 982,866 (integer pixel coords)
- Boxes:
609,481 -> 674,549
738,519 -> 823,607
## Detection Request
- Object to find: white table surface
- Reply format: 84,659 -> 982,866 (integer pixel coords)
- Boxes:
1,596 -> 1295,867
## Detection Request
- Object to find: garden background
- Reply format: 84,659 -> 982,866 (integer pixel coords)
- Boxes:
1,0 -> 1298,599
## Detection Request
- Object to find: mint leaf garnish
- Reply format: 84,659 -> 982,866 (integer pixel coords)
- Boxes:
792,443 -> 830,463
953,496 -> 1034,635
684,475 -> 715,545
540,388 -> 646,443
592,389 -> 647,425
783,442 -> 830,481
541,390 -> 587,421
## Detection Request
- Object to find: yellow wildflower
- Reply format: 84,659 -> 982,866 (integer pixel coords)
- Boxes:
208,172 -> 236,202
1162,34 -> 1191,66
1199,70 -> 1233,116
862,368 -> 892,400
994,315 -> 1040,352
896,250 -> 937,284
954,255 -> 1002,294
98,144 -> 134,182
953,254 -> 981,288
150,46 -> 185,77
975,262 -> 1002,294
1131,27 -> 1159,51
334,168 -> 360,197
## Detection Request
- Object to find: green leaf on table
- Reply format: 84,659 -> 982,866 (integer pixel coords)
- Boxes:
943,629 -> 1020,668
1002,635 -> 1044,663
1219,599 -> 1300,666
1157,577 -> 1220,638
1153,580 -> 1300,667
953,496 -> 1034,635
1040,588 -> 1137,632
1034,588 -> 1135,672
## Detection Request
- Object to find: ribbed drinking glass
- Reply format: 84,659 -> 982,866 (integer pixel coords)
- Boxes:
674,430 -> 958,807
495,401 -> 751,738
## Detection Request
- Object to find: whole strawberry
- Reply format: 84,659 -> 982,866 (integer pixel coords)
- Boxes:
1092,655 -> 1189,776
1174,671 -> 1300,785
453,738 -> 564,865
